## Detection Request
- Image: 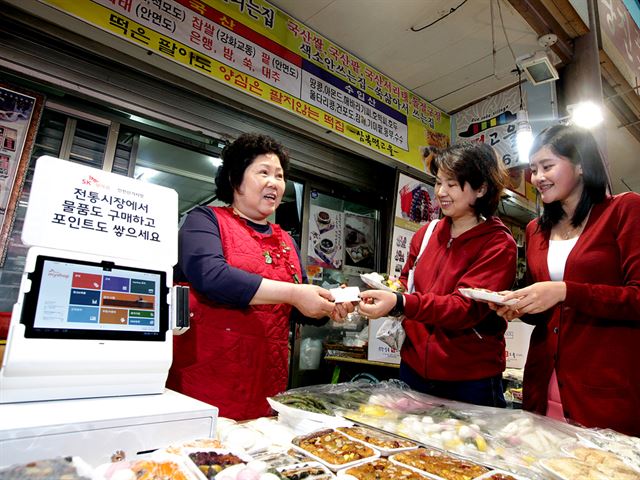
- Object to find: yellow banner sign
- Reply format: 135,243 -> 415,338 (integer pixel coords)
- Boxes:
41,0 -> 450,172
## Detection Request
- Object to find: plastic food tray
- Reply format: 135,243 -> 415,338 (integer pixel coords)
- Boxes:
182,448 -> 252,480
267,398 -> 353,430
389,449 -> 490,480
548,446 -> 640,479
336,426 -> 419,456
1,456 -> 94,480
290,430 -> 380,472
360,273 -> 393,291
336,457 -> 432,479
472,470 -> 533,480
251,449 -> 311,469
277,461 -> 336,479
96,454 -> 200,480
537,458 -> 576,480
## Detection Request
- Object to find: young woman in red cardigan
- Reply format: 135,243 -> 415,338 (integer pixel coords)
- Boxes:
495,125 -> 640,436
360,143 -> 517,407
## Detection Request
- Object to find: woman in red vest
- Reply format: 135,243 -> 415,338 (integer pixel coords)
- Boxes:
168,133 -> 348,420
493,125 -> 640,436
359,142 -> 517,407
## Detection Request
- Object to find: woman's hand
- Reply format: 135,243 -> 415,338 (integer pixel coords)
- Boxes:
500,281 -> 567,316
358,290 -> 397,319
292,284 -> 336,318
330,301 -> 356,322
487,301 -> 521,321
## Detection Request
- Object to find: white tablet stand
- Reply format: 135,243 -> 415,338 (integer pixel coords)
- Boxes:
0,156 -> 186,403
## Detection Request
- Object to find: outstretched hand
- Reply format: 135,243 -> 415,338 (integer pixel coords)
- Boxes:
489,281 -> 567,319
293,284 -> 336,318
358,290 -> 397,319
329,300 -> 356,322
487,301 -> 521,321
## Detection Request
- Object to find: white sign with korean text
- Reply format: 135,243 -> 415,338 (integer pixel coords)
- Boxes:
22,156 -> 178,265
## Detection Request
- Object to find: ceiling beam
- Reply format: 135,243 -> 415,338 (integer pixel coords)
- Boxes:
538,0 -> 589,37
600,50 -> 640,143
507,0 -> 574,63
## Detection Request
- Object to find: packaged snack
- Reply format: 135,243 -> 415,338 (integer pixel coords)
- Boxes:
341,458 -> 429,479
292,429 -> 379,471
0,457 -> 92,479
336,426 -> 417,456
390,448 -> 489,480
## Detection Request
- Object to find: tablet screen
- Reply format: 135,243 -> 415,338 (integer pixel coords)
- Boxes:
21,255 -> 168,341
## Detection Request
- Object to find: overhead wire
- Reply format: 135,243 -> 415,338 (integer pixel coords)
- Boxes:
496,0 -> 518,64
517,67 -> 524,110
490,0 -> 519,80
410,0 -> 470,32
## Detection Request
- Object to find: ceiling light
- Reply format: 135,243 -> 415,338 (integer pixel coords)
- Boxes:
208,156 -> 223,168
515,109 -> 533,166
567,101 -> 604,129
517,52 -> 559,86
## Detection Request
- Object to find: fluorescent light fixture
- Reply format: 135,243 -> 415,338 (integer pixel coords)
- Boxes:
517,52 -> 559,86
515,110 -> 533,167
567,101 -> 603,129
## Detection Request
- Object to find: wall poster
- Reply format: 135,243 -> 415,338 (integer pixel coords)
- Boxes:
388,172 -> 440,277
307,205 -> 344,271
343,212 -> 376,274
0,83 -> 45,265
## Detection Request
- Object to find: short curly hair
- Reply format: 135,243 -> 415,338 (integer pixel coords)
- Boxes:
428,142 -> 508,218
214,133 -> 290,204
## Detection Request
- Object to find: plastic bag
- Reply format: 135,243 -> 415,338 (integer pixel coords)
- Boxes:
299,338 -> 323,370
375,316 -> 406,351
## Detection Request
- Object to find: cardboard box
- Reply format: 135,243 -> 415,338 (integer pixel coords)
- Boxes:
367,317 -> 401,364
505,320 -> 534,369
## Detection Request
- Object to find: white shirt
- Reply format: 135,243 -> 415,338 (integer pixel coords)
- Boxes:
547,237 -> 579,281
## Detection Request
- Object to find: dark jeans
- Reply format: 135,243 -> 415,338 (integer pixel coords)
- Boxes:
399,362 -> 506,408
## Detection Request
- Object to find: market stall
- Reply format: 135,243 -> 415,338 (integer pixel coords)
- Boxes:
2,381 -> 639,479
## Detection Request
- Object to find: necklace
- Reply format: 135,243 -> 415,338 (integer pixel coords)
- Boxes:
560,225 -> 579,240
557,219 -> 585,240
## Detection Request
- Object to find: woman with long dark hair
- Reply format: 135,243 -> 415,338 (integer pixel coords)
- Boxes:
495,124 -> 640,436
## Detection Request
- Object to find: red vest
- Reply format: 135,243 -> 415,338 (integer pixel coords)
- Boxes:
167,207 -> 301,420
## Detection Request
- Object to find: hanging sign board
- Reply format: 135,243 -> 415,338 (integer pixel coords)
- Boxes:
38,0 -> 450,174
454,86 -> 532,198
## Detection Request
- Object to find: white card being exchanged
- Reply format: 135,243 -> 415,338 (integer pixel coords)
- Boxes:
330,286 -> 361,303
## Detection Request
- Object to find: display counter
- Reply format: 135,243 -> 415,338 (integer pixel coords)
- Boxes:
1,381 -> 639,480
0,389 -> 217,468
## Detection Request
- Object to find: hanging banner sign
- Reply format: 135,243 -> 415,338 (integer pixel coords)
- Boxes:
599,0 -> 640,99
454,86 -> 531,197
38,0 -> 450,173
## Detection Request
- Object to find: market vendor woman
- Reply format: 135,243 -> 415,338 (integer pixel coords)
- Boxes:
168,133 -> 348,420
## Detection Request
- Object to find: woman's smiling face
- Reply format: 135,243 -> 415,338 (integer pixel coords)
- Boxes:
434,170 -> 484,221
232,153 -> 285,223
530,146 -> 583,204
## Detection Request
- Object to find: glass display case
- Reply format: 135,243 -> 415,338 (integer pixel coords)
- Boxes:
288,186 -> 389,388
